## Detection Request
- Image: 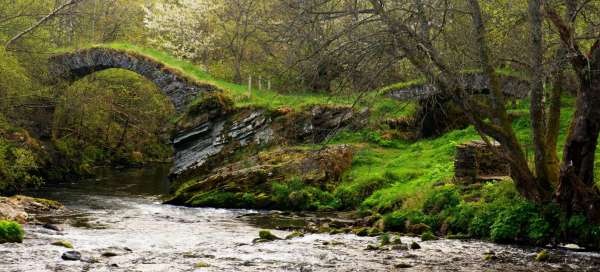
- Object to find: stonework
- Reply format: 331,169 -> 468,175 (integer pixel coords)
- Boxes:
49,47 -> 219,113
384,73 -> 530,101
454,140 -> 510,182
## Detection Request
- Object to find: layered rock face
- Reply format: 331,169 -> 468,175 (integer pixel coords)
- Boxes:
166,145 -> 354,208
170,93 -> 368,182
49,48 -> 219,112
167,93 -> 367,209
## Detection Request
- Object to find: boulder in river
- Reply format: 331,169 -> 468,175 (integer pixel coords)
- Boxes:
410,241 -> 421,250
61,251 -> 81,261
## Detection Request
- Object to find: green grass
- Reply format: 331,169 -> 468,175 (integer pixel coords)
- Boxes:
330,96 -> 598,214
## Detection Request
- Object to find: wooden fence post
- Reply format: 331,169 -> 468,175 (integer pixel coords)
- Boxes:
248,75 -> 252,98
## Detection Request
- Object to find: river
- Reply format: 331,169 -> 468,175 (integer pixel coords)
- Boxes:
1,166 -> 599,271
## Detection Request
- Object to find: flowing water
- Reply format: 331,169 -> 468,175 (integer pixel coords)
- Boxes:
1,166 -> 600,272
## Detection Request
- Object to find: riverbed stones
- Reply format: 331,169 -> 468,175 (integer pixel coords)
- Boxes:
61,250 -> 81,261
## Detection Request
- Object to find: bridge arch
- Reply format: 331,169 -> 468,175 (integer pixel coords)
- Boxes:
49,47 -> 219,113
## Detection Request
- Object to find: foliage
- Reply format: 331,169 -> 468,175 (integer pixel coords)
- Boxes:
270,178 -> 337,211
0,220 -> 24,243
0,116 -> 43,194
52,68 -> 174,172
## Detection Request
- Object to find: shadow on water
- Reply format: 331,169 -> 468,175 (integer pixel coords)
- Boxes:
26,164 -> 172,208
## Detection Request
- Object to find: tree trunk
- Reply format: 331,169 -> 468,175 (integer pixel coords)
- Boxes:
557,49 -> 600,222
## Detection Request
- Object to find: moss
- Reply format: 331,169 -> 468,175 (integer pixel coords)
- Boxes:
383,211 -> 407,232
420,231 -> 438,241
185,91 -> 234,117
258,230 -> 281,241
195,261 -> 210,268
354,227 -> 369,237
51,240 -> 73,249
367,227 -> 382,237
535,249 -> 549,262
0,220 -> 24,243
285,230 -> 304,239
380,233 -> 391,246
365,244 -> 380,250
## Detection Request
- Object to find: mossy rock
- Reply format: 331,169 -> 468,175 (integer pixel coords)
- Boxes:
367,227 -> 382,237
51,240 -> 73,249
410,241 -> 421,249
259,230 -> 281,241
420,231 -> 438,241
285,230 -> 304,239
365,244 -> 380,250
354,227 -> 369,237
407,223 -> 431,235
535,249 -> 549,262
195,261 -> 210,268
483,252 -> 497,261
0,220 -> 24,243
380,233 -> 391,246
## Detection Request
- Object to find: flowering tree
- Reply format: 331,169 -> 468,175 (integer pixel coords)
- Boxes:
143,0 -> 220,62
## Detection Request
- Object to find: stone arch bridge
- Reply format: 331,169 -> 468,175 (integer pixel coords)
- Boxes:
49,47 -> 219,113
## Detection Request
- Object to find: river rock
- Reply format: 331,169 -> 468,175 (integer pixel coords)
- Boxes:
0,196 -> 63,224
61,251 -> 81,261
410,241 -> 421,250
43,223 -> 63,232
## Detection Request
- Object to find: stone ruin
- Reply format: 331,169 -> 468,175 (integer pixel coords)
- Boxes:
454,140 -> 511,182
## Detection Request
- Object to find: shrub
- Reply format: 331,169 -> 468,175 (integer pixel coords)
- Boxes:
334,177 -> 389,209
469,204 -> 500,238
422,186 -> 460,214
0,220 -> 25,243
271,178 -> 336,211
490,201 -> 535,243
447,202 -> 478,235
421,231 -> 438,241
383,211 -> 407,232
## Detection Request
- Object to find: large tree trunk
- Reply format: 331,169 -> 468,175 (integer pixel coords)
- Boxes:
557,48 -> 600,222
